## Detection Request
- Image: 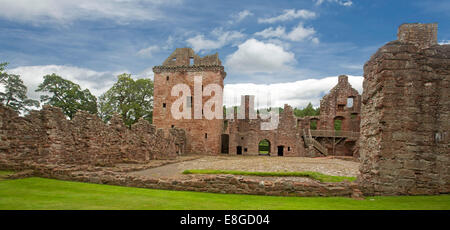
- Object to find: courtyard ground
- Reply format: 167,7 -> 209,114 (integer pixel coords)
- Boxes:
0,177 -> 449,210
129,156 -> 359,180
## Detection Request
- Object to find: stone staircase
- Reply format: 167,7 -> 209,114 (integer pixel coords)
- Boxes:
302,129 -> 328,156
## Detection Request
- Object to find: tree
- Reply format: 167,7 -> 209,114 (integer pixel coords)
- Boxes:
0,62 -> 39,113
36,73 -> 97,119
99,73 -> 154,127
294,102 -> 320,117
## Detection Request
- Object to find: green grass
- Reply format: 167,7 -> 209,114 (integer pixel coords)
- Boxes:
0,177 -> 449,210
182,169 -> 356,183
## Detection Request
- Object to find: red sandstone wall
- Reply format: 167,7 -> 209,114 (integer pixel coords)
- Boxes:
359,23 -> 450,195
0,105 -> 186,166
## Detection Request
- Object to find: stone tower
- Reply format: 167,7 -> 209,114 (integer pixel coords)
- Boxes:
153,48 -> 226,154
359,23 -> 449,195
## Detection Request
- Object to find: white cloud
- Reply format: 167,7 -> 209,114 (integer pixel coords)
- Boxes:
186,28 -> 245,52
255,22 -> 318,42
224,75 -> 363,109
255,26 -> 287,39
258,9 -> 316,24
314,0 -> 353,7
0,0 -> 181,24
225,39 -> 296,74
230,10 -> 253,23
137,45 -> 160,57
439,40 -> 450,45
6,65 -> 124,102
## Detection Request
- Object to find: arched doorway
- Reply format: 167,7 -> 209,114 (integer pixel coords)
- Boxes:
258,139 -> 271,155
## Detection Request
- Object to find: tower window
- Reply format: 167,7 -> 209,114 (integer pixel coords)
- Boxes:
205,133 -> 208,139
347,97 -> 354,108
187,96 -> 192,108
166,76 -> 169,81
163,103 -> 166,108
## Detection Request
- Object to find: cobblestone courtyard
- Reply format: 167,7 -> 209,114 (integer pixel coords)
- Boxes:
130,156 -> 359,179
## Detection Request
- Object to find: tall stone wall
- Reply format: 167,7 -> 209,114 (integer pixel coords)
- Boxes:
359,23 -> 450,195
0,105 -> 186,166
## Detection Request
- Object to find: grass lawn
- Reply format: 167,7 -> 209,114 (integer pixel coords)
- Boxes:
182,169 -> 356,182
0,177 -> 449,210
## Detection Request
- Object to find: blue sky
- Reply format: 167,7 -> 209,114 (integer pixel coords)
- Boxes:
1,0 -> 449,108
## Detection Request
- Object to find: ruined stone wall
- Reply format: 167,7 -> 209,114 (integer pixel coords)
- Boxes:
319,75 -> 361,132
227,97 -> 307,156
153,48 -> 226,155
0,162 -> 359,198
0,105 -> 186,166
359,23 -> 450,195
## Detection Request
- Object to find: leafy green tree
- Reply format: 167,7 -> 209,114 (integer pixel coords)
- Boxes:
0,62 -> 40,112
99,73 -> 154,127
36,73 -> 97,119
294,102 -> 320,117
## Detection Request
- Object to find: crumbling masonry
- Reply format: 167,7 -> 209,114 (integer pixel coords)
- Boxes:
0,105 -> 186,166
359,23 -> 450,195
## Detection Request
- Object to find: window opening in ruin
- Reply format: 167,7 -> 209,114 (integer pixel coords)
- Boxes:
337,105 -> 345,112
288,147 -> 291,151
334,119 -> 343,131
172,57 -> 176,61
166,76 -> 169,81
205,133 -> 208,139
310,120 -> 318,130
244,148 -> 248,152
351,113 -> 357,119
258,139 -> 270,155
223,120 -> 228,132
347,97 -> 354,108
163,103 -> 166,108
187,96 -> 192,108
189,57 -> 194,66
171,125 -> 174,128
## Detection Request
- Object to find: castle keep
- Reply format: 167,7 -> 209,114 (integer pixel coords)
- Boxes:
152,48 -> 226,155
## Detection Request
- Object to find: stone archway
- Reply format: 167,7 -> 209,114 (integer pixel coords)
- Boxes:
258,139 -> 271,155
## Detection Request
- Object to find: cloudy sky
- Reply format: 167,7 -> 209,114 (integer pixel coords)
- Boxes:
1,0 -> 449,108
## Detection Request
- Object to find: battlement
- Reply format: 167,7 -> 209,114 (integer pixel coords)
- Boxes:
161,48 -> 222,66
397,23 -> 438,49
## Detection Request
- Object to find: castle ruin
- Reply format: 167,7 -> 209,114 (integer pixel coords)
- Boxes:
0,23 -> 448,197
